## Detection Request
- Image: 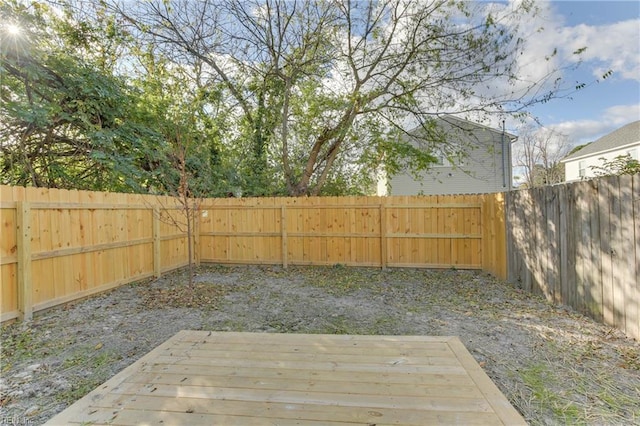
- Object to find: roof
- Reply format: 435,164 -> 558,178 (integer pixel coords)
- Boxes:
563,120 -> 640,162
409,115 -> 518,142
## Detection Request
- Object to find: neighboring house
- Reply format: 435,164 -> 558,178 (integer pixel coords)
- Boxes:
377,115 -> 517,196
562,120 -> 640,182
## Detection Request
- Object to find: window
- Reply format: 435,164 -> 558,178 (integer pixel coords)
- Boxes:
431,144 -> 465,167
626,148 -> 638,160
433,150 -> 446,167
578,160 -> 586,177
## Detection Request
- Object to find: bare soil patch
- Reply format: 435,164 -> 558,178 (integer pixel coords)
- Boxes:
1,265 -> 639,425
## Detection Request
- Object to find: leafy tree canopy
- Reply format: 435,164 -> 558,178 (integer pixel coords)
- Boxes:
1,1 -> 159,191
2,0 -> 597,196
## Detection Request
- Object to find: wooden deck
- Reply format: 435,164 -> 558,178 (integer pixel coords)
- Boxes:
45,331 -> 525,425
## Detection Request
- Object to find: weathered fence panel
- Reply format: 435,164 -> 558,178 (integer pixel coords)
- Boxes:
506,175 -> 639,340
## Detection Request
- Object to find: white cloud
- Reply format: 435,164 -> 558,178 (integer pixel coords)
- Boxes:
500,2 -> 640,146
517,2 -> 640,84
545,104 -> 640,145
513,4 -> 563,80
559,20 -> 640,81
485,0 -> 640,112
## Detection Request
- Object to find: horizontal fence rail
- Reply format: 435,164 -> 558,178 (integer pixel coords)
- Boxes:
196,197 -> 504,272
1,186 -> 507,323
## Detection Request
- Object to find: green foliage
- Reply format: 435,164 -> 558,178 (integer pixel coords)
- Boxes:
0,1 -> 233,196
131,57 -> 227,197
589,154 -> 640,177
530,162 -> 564,187
0,1 -> 165,192
567,143 -> 590,156
1,0 -> 594,197
117,0 -> 579,196
0,326 -> 34,362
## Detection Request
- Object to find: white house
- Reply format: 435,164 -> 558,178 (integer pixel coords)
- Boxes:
378,116 -> 517,196
562,120 -> 640,182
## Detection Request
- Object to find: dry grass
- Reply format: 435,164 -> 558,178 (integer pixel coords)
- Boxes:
1,265 -> 638,425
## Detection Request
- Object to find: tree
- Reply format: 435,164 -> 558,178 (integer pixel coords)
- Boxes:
110,0 -> 588,196
140,64 -> 227,284
1,0 -> 220,283
0,1 -> 232,196
0,1 -> 168,191
589,155 -> 640,177
513,124 -> 572,187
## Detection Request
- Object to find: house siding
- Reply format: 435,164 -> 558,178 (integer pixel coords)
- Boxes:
384,129 -> 512,196
564,142 -> 640,181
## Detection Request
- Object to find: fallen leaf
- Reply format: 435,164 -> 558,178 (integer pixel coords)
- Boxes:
94,342 -> 103,350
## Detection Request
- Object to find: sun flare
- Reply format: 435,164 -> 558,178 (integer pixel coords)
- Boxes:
6,24 -> 21,35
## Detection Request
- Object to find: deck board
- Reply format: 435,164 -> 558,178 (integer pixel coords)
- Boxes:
45,331 -> 525,425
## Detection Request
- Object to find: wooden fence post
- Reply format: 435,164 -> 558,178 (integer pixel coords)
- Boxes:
193,204 -> 201,267
505,192 -> 514,283
380,199 -> 387,269
281,205 -> 288,269
16,201 -> 33,321
153,206 -> 161,278
480,195 -> 488,274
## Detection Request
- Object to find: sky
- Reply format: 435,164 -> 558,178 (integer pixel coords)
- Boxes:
2,0 -> 636,159
511,0 -> 640,147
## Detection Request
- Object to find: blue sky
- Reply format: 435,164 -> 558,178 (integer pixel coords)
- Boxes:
518,0 -> 640,146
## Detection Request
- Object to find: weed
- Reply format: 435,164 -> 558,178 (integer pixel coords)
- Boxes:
56,347 -> 121,405
369,316 -> 398,334
521,362 -> 556,401
617,346 -> 640,370
1,326 -> 35,362
55,379 -> 102,405
62,348 -> 116,370
302,266 -> 378,295
520,362 -> 583,424
520,355 -> 640,426
553,403 -> 583,425
322,315 -> 355,334
138,281 -> 230,310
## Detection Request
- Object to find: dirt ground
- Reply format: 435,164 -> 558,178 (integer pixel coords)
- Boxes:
1,265 -> 639,425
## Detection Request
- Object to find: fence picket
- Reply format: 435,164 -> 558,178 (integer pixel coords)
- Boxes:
619,175 -> 636,338
16,201 -> 32,320
609,177 -> 625,330
587,180 -> 602,322
633,174 -> 640,338
556,185 -> 568,304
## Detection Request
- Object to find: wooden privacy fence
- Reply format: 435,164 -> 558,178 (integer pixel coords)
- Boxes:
0,186 -> 191,323
198,194 -> 506,275
506,174 -> 639,340
0,186 -> 506,323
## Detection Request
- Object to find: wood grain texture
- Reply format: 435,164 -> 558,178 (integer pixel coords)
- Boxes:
505,176 -> 639,340
199,194 -> 497,272
1,186 -> 188,321
16,201 -> 32,320
45,331 -> 525,426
